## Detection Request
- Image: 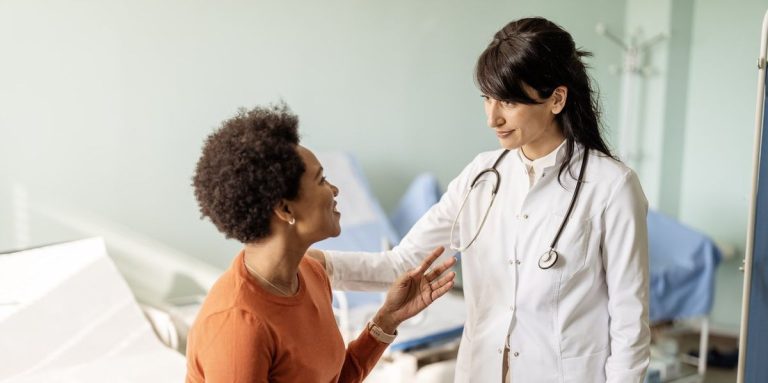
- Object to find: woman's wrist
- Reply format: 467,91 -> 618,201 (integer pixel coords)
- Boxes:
371,311 -> 399,335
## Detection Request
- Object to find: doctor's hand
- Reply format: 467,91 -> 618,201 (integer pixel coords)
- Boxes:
372,246 -> 457,335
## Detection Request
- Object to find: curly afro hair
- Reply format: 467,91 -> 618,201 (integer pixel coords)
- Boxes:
192,103 -> 305,243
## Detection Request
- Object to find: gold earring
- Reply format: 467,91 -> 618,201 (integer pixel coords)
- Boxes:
289,217 -> 296,225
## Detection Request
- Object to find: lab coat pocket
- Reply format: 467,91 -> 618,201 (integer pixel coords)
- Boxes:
562,348 -> 608,383
544,212 -> 591,281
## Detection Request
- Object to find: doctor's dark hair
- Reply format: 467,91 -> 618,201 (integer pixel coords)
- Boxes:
192,103 -> 305,243
475,17 -> 616,181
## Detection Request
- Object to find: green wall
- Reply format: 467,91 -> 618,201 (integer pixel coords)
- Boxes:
679,0 -> 768,254
0,0 -> 625,268
678,0 -> 768,331
621,0 -> 768,331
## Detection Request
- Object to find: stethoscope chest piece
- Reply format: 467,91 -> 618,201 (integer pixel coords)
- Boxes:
538,249 -> 558,269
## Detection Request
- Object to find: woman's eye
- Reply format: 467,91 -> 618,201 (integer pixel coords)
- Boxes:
501,100 -> 516,108
480,95 -> 490,101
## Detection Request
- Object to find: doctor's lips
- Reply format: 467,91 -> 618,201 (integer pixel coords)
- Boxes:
495,129 -> 514,138
333,201 -> 340,214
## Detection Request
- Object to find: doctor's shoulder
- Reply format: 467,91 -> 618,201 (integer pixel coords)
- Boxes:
587,150 -> 647,202
443,149 -> 510,191
467,148 -> 511,174
586,150 -> 634,181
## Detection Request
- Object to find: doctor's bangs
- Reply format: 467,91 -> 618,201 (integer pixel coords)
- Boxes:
475,40 -> 548,105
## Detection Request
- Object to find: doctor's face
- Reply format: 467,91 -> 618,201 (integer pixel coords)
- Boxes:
483,85 -> 564,158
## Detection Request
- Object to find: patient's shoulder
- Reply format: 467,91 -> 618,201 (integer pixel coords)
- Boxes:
301,256 -> 331,291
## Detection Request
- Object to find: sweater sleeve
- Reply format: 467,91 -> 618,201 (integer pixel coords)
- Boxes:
338,328 -> 389,383
305,257 -> 390,383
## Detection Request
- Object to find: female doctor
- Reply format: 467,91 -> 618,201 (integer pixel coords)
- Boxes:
310,17 -> 650,382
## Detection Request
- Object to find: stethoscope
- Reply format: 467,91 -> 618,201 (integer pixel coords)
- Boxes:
449,148 -> 589,270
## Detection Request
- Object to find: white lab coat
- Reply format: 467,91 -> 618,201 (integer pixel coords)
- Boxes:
325,144 -> 650,382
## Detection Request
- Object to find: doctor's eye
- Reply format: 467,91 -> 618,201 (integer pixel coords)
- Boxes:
320,176 -> 328,185
500,100 -> 517,108
480,94 -> 490,101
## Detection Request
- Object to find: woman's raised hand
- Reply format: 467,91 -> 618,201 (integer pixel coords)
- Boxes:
372,246 -> 457,334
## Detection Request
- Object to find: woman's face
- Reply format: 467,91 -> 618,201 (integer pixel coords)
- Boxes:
289,146 -> 341,243
483,85 -> 564,158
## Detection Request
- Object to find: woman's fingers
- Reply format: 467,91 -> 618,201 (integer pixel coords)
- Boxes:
425,256 -> 457,282
430,272 -> 456,300
412,246 -> 445,276
430,271 -> 456,290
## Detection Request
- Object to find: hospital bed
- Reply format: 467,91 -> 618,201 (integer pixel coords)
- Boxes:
646,210 -> 722,382
0,238 -> 187,382
310,152 -> 466,382
313,152 -> 465,354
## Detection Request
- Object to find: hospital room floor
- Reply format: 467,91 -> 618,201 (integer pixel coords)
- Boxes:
703,255 -> 742,382
674,332 -> 738,383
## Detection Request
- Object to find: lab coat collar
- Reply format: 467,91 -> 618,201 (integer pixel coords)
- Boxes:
519,139 -> 565,166
517,139 -> 569,178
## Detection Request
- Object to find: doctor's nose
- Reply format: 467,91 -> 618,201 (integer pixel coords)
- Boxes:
486,103 -> 505,128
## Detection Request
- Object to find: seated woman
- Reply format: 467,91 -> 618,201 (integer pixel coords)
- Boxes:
185,103 -> 456,383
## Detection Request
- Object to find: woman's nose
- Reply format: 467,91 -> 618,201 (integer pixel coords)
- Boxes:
486,102 -> 505,128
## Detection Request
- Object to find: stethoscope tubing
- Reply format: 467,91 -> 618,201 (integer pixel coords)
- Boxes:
450,147 -> 589,270
548,148 -> 590,252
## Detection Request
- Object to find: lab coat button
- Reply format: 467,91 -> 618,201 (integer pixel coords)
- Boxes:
497,348 -> 503,354
513,352 -> 520,357
522,214 -> 529,219
509,305 -> 515,311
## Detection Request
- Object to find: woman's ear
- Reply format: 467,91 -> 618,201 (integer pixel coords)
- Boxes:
273,200 -> 295,225
551,86 -> 568,115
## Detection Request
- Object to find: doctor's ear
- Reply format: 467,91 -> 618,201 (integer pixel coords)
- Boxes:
550,86 -> 568,115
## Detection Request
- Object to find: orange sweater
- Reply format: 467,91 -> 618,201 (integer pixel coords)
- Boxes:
185,251 -> 388,383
